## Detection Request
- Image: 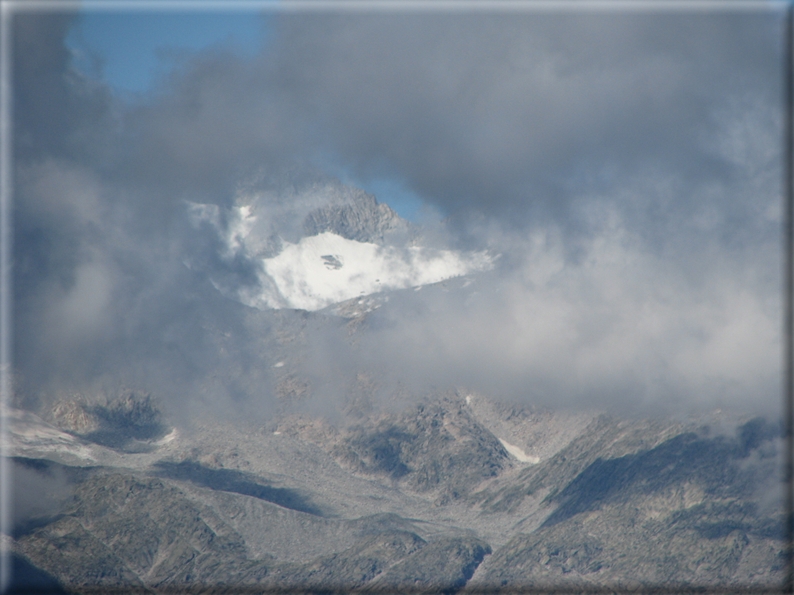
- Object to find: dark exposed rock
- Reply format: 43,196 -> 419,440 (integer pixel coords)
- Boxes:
303,191 -> 406,244
262,530 -> 426,592
332,396 -> 510,500
48,392 -> 169,451
13,473 -> 269,593
153,460 -> 324,515
15,516 -> 150,592
89,392 -> 164,439
367,536 -> 491,594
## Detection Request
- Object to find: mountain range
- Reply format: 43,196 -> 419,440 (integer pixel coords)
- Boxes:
3,180 -> 786,594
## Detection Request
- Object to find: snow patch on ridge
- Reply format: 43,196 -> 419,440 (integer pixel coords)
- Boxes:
187,194 -> 495,311
2,407 -> 96,462
498,438 -> 540,464
153,428 -> 179,446
241,232 -> 493,311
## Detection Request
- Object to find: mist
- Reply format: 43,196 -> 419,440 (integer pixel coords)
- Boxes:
10,7 -> 786,423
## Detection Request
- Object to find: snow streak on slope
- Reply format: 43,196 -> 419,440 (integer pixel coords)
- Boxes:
497,438 -> 540,464
2,407 -> 96,463
241,232 -> 492,311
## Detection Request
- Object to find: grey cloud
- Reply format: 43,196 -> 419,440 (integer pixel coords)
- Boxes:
13,12 -> 115,163
9,9 -> 785,419
262,12 -> 782,227
9,460 -> 74,535
350,222 -> 781,416
47,10 -> 781,242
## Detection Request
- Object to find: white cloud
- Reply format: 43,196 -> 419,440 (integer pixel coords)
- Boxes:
354,209 -> 781,415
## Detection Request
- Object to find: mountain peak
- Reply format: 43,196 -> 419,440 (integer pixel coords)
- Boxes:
303,189 -> 407,244
188,177 -> 494,312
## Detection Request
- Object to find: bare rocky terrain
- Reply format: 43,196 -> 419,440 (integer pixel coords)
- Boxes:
4,378 -> 785,594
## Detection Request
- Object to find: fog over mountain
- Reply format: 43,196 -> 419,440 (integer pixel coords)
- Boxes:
4,5 -> 789,593
11,7 -> 784,417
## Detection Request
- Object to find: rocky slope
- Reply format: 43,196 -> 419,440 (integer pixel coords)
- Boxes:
4,391 -> 785,594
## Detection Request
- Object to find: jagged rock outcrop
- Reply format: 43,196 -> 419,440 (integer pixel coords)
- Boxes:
303,190 -> 407,244
331,396 -> 510,501
367,536 -> 491,593
48,391 -> 169,451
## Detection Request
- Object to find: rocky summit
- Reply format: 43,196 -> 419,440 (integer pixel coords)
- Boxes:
302,190 -> 407,245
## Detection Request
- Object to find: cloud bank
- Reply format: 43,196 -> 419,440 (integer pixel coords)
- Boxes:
10,7 -> 785,419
